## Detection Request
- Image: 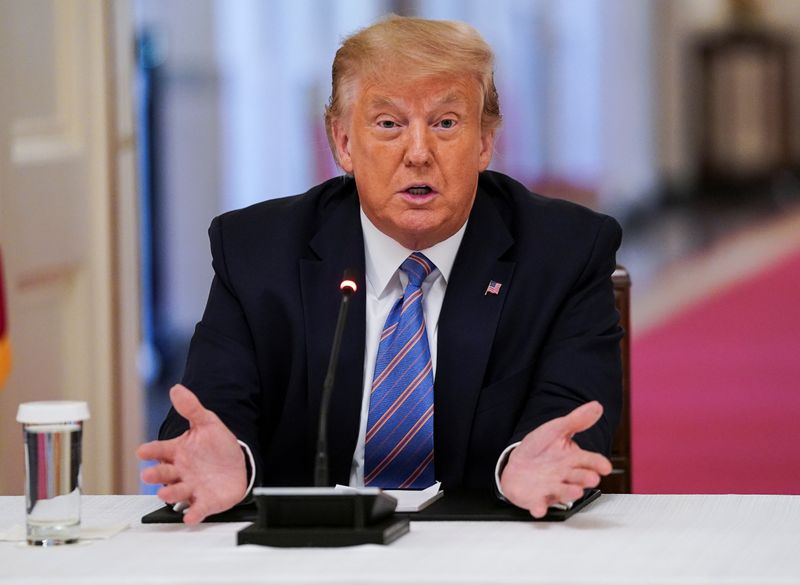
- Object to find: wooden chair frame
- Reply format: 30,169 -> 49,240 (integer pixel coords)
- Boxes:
599,265 -> 631,493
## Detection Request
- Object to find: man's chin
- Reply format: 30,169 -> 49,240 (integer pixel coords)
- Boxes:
389,216 -> 457,250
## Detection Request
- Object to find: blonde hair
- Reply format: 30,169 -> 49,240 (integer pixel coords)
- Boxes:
324,15 -> 502,165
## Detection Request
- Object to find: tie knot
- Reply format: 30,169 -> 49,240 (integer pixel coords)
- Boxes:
401,252 -> 435,288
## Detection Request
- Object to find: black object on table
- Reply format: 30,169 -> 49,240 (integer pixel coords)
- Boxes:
238,491 -> 408,547
141,488 -> 600,525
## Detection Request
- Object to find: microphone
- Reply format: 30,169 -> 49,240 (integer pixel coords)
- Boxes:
238,268 -> 409,547
314,270 -> 358,487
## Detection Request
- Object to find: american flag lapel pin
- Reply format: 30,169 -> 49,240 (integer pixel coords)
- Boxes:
485,280 -> 502,296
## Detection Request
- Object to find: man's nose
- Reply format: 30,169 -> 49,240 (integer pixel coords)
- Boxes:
403,122 -> 433,166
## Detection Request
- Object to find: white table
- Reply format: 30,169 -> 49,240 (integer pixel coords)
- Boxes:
1,494 -> 799,584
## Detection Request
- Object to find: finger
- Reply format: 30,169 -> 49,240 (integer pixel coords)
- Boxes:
570,450 -> 613,476
544,494 -> 562,509
555,401 -> 604,438
533,493 -> 572,518
528,497 -> 550,519
170,384 -> 216,427
528,483 -> 585,518
183,500 -> 210,526
564,468 -> 601,488
157,482 -> 194,505
136,437 -> 179,463
552,483 -> 586,505
141,463 -> 181,486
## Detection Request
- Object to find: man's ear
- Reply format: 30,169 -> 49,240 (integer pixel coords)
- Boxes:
331,118 -> 354,173
478,128 -> 495,171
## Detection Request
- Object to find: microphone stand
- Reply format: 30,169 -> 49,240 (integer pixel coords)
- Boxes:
314,276 -> 355,487
237,272 -> 409,547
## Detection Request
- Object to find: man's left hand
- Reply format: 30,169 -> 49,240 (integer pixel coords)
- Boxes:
499,401 -> 612,518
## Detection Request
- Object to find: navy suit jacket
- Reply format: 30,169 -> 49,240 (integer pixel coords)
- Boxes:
160,171 -> 623,492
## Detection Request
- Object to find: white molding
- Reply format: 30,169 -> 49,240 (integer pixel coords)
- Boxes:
11,0 -> 82,166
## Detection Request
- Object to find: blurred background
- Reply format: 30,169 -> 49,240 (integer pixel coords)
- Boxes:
1,0 -> 798,496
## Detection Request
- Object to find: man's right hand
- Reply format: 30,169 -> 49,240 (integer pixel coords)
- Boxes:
136,384 -> 247,525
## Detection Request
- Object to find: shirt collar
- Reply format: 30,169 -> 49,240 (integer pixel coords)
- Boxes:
360,208 -> 468,298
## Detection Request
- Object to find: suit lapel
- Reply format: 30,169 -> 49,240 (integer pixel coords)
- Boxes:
299,192 -> 366,486
435,190 -> 515,486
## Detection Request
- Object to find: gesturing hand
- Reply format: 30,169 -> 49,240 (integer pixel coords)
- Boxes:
499,401 -> 612,518
136,384 -> 247,525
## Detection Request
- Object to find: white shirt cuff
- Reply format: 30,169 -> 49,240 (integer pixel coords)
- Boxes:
237,440 -> 257,497
494,441 -> 521,498
172,439 -> 256,514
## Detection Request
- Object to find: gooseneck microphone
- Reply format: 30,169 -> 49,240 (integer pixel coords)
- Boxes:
314,270 -> 358,487
237,269 -> 408,546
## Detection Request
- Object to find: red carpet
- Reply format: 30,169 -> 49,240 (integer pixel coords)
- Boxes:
632,248 -> 800,494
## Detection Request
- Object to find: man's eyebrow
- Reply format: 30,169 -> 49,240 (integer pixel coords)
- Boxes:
365,92 -> 468,110
366,95 -> 399,110
435,92 -> 468,106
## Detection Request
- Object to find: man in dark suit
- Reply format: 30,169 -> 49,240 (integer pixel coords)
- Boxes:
138,16 -> 621,525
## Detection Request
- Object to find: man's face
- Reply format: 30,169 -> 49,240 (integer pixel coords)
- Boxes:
331,74 -> 495,250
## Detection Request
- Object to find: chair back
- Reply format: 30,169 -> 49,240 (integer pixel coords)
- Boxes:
599,265 -> 631,493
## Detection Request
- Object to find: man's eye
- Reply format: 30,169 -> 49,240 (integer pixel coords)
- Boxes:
439,118 -> 457,129
378,120 -> 398,129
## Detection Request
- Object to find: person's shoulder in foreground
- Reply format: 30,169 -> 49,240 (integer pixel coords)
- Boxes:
479,169 -> 621,242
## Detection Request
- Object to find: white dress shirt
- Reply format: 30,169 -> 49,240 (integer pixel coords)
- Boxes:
237,209 -> 519,500
349,209 -> 467,486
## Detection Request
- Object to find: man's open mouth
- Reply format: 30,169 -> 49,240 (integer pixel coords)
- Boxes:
405,185 -> 433,195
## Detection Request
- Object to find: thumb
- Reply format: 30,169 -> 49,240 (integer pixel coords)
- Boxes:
170,384 -> 215,427
555,401 -> 604,438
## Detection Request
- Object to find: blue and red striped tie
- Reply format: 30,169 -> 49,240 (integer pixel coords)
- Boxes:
364,252 -> 435,489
